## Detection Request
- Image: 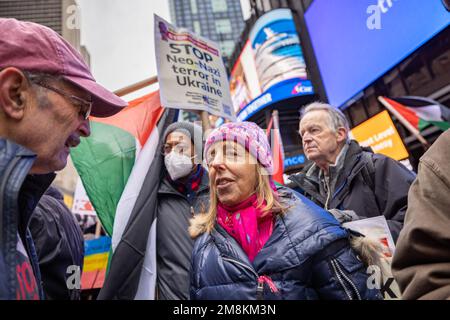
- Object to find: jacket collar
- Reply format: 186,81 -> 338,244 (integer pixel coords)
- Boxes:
290,140 -> 371,205
305,142 -> 349,179
18,173 -> 55,236
0,138 -> 55,237
333,140 -> 372,194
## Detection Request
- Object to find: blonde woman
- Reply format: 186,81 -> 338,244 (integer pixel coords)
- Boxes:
189,122 -> 381,300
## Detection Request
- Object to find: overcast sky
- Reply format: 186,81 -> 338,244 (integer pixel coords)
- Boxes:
77,0 -> 251,101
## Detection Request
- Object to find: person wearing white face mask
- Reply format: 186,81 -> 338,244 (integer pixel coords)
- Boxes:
156,122 -> 210,300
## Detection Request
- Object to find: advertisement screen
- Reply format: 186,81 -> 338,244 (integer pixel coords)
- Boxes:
305,0 -> 450,107
230,9 -> 314,120
249,8 -> 310,92
229,41 -> 261,113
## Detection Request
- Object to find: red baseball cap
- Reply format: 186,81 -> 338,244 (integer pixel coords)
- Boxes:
0,18 -> 127,117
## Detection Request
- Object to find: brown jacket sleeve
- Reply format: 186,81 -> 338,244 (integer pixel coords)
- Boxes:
392,130 -> 450,300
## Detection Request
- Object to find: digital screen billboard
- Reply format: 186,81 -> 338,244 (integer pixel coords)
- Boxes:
305,0 -> 450,107
229,9 -> 314,119
229,41 -> 262,113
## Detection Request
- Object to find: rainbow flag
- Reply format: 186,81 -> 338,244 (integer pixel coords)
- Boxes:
71,91 -> 164,235
81,236 -> 111,290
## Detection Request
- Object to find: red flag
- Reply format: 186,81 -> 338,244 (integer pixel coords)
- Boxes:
270,111 -> 284,185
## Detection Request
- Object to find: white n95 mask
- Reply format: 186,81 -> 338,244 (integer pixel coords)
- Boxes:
164,151 -> 194,181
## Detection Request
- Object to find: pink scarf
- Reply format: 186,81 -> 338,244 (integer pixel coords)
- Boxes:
217,194 -> 274,262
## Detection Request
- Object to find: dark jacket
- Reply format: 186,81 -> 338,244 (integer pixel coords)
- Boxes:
392,129 -> 450,299
29,186 -> 84,300
190,187 -> 381,300
98,110 -> 178,300
156,172 -> 209,300
0,138 -> 54,300
289,140 -> 415,242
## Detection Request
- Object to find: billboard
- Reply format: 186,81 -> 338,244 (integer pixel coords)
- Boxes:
350,110 -> 409,161
305,0 -> 450,107
230,9 -> 314,119
229,41 -> 261,113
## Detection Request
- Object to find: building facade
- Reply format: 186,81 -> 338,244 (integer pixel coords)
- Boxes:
0,0 -> 91,203
228,0 -> 450,174
169,0 -> 245,64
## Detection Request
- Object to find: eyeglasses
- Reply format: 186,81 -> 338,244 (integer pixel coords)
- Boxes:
33,80 -> 92,120
162,142 -> 192,156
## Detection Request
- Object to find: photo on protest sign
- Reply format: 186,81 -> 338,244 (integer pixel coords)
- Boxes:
72,178 -> 97,217
154,14 -> 235,121
72,178 -> 97,231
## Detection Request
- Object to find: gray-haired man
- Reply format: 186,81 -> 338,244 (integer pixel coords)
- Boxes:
289,102 -> 415,242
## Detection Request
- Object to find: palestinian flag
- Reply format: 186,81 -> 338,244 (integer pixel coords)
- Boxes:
71,91 -> 175,299
71,91 -> 164,235
383,96 -> 450,131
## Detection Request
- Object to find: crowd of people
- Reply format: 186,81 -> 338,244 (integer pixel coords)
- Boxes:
1,18 -> 449,300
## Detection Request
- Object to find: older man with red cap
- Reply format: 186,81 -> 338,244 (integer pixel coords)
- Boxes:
0,18 -> 127,300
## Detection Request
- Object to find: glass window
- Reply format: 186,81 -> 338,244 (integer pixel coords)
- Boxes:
219,40 -> 235,56
211,0 -> 228,12
190,0 -> 198,14
215,19 -> 231,34
193,21 -> 201,34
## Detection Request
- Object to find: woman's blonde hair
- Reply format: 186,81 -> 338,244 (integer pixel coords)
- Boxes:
189,164 -> 287,239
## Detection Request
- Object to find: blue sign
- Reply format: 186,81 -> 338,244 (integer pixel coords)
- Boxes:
284,154 -> 306,168
237,78 -> 313,121
305,0 -> 450,107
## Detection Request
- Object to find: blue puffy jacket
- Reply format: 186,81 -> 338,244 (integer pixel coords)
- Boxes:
190,187 -> 381,300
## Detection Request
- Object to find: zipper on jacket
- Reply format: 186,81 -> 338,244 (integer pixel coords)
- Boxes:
330,259 -> 362,300
256,279 -> 264,300
221,256 -> 264,299
258,275 -> 279,294
334,259 -> 362,300
324,176 -> 332,210
221,256 -> 280,300
221,256 -> 259,278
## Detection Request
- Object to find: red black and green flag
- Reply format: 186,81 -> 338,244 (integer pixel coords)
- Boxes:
383,96 -> 450,131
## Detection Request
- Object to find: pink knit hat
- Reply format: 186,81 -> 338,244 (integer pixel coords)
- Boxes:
204,121 -> 274,174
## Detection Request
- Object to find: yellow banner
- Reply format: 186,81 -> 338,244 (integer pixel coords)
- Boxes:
82,252 -> 109,272
350,110 -> 409,161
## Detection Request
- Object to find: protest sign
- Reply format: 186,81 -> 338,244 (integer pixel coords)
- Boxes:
350,110 -> 409,161
154,14 -> 235,120
72,178 -> 96,217
343,216 -> 401,299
